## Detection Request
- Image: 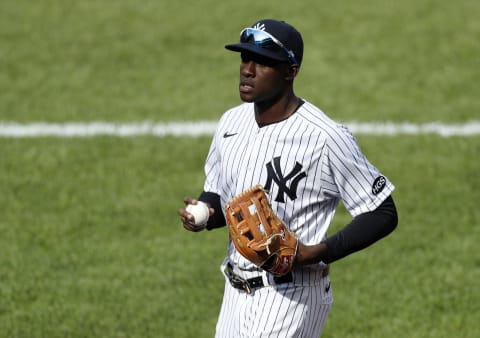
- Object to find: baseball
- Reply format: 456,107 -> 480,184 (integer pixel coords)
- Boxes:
186,201 -> 210,225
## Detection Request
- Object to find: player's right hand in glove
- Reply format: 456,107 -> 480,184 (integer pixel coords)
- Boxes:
225,185 -> 298,276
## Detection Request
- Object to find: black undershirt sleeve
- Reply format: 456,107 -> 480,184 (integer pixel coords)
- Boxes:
198,191 -> 226,230
323,195 -> 398,263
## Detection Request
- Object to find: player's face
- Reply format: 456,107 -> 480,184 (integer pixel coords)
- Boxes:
238,52 -> 289,104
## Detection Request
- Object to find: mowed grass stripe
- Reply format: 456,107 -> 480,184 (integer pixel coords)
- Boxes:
0,120 -> 479,137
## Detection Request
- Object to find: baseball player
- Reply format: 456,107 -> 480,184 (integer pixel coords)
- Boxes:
178,19 -> 398,337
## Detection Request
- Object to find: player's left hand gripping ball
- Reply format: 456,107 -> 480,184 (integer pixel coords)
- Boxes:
225,185 -> 298,276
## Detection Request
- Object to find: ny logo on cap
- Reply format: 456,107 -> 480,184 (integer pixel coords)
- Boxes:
253,23 -> 266,31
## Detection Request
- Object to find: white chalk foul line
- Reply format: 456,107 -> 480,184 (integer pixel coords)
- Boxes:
0,121 -> 218,138
345,121 -> 480,137
0,121 -> 479,137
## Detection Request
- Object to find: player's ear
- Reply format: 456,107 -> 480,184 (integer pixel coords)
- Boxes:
284,64 -> 300,81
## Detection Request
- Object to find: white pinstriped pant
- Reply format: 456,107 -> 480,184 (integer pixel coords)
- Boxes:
214,270 -> 332,338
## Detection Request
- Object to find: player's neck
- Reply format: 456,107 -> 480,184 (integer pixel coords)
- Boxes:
254,92 -> 300,125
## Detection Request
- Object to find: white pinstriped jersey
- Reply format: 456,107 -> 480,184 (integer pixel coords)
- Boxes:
204,100 -> 395,273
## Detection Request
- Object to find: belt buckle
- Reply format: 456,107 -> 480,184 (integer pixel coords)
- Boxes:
232,275 -> 252,294
224,264 -> 252,294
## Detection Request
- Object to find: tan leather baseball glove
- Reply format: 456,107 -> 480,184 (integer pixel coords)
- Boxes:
225,185 -> 298,276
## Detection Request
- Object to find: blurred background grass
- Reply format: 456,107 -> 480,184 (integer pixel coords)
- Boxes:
0,0 -> 479,337
1,0 -> 478,122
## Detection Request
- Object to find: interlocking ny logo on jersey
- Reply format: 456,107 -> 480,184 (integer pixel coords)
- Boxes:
264,156 -> 307,203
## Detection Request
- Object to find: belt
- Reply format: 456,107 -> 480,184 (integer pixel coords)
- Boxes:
223,263 -> 329,294
223,263 -> 292,294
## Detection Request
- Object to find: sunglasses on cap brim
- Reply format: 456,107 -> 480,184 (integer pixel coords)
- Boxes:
240,28 -> 299,65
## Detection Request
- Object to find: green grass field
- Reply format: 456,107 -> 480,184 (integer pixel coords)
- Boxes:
1,1 -> 479,337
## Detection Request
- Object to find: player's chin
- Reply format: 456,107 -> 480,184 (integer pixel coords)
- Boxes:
239,91 -> 256,103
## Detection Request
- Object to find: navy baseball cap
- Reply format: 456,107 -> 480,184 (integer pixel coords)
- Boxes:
225,19 -> 304,65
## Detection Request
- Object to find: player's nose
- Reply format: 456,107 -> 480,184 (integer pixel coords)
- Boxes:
241,60 -> 256,76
